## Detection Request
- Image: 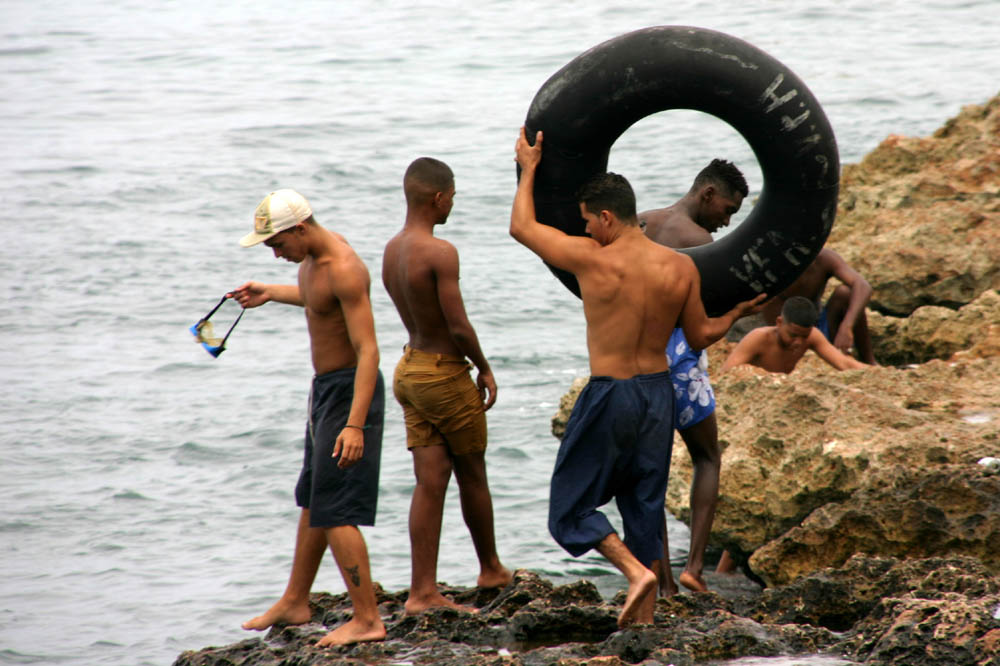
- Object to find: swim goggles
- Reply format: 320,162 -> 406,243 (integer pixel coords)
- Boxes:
190,294 -> 245,358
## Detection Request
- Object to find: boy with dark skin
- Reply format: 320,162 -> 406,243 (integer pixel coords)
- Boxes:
512,128 -> 765,627
723,296 -> 867,373
232,189 -> 385,647
761,248 -> 876,364
638,159 -> 748,596
382,157 -> 512,615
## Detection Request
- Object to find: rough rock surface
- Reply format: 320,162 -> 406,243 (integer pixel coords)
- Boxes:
828,94 -> 1000,316
175,560 -> 1000,665
867,288 -> 1000,365
662,349 -> 1000,569
750,464 -> 1000,587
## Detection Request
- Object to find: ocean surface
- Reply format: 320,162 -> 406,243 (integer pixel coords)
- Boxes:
1,2 -> 997,664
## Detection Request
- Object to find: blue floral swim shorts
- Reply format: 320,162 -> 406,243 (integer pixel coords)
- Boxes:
666,328 -> 716,429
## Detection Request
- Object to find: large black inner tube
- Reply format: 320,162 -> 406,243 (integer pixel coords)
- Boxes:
522,26 -> 839,316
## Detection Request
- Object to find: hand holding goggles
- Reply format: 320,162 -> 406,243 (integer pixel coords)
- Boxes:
190,294 -> 245,358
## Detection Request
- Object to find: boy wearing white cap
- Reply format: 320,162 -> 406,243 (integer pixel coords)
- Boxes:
231,189 -> 385,647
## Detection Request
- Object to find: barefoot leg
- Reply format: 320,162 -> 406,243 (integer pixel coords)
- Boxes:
452,451 -> 512,589
716,550 -> 737,574
242,509 -> 324,631
315,525 -> 386,647
657,511 -> 678,597
404,446 -> 476,614
678,416 -> 720,592
596,533 -> 657,627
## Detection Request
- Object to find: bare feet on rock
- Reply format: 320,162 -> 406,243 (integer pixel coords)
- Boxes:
477,566 -> 513,589
241,598 -> 312,631
315,617 -> 386,647
403,591 -> 478,616
618,568 -> 657,628
679,569 -> 708,593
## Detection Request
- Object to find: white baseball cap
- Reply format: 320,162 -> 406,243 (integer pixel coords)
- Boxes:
239,189 -> 313,247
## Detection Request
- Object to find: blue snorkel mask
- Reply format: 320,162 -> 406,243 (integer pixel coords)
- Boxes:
190,294 -> 245,358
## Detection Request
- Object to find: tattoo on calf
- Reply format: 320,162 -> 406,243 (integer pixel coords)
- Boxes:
346,564 -> 361,587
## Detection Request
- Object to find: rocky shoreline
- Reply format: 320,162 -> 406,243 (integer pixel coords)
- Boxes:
176,95 -> 1000,665
175,558 -> 999,665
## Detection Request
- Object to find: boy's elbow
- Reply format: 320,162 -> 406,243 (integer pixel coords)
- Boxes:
509,218 -> 528,242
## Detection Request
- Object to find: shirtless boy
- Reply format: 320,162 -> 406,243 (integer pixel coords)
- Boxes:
512,128 -> 765,627
639,159 -> 748,595
761,248 -> 876,364
382,157 -> 511,614
723,296 -> 867,373
232,189 -> 385,647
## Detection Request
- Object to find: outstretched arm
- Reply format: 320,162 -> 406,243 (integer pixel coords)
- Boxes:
510,127 -> 599,273
720,330 -> 764,372
230,281 -> 303,308
433,242 -> 497,410
677,259 -> 767,350
809,329 -> 866,370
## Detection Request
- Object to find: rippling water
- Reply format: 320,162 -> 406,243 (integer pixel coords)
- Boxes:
1,2 -> 997,664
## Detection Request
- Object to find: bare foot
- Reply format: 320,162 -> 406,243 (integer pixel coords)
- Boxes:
316,617 -> 386,647
477,566 -> 513,589
404,591 -> 478,616
679,569 -> 708,592
659,577 -> 679,598
618,569 -> 657,628
241,598 -> 312,631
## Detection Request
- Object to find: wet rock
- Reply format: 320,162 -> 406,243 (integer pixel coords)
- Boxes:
841,593 -> 1000,666
174,568 -> 842,665
750,555 -> 1000,666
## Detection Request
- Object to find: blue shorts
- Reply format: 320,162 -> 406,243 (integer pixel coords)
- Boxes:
816,306 -> 831,340
548,371 -> 674,567
666,328 -> 715,430
295,367 -> 384,528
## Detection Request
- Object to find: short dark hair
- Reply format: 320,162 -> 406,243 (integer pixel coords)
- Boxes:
576,172 -> 638,225
404,157 -> 454,204
781,296 -> 819,327
693,159 -> 748,198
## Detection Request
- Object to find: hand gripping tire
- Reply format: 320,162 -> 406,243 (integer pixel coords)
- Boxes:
522,26 -> 839,315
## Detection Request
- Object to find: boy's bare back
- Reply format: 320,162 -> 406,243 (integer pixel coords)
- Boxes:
382,229 -> 463,357
576,232 -> 695,378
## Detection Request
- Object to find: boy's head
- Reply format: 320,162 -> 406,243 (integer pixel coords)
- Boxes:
690,159 -> 748,233
781,296 -> 819,327
577,172 -> 638,224
576,172 -> 638,245
775,296 -> 818,350
404,157 -> 455,222
692,158 -> 749,199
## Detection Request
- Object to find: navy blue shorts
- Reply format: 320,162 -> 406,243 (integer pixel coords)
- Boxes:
548,370 -> 674,567
295,368 -> 384,528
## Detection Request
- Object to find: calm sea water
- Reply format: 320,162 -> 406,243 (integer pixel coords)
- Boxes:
1,2 -> 997,664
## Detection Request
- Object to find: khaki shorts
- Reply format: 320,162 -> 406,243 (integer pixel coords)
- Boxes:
393,346 -> 487,455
